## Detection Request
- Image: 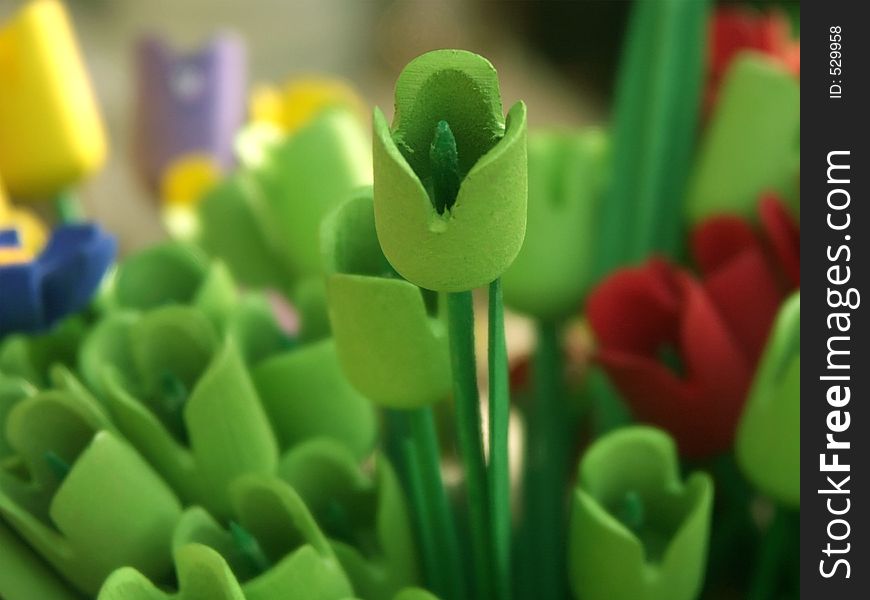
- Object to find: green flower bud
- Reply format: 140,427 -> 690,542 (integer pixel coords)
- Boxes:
280,438 -> 419,599
502,129 -> 608,319
569,426 -> 713,600
172,476 -> 354,600
323,189 -> 451,408
79,306 -> 279,518
373,49 -> 527,292
256,109 -> 371,279
736,293 -> 800,508
687,55 -> 800,223
101,242 -> 290,364
197,172 -> 291,292
0,369 -> 182,596
252,338 -> 377,459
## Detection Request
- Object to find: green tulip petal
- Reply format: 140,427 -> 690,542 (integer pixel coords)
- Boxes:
321,186 -> 393,279
0,518 -> 82,600
322,188 -> 450,408
321,188 -> 451,408
253,108 -> 372,280
569,426 -> 713,600
184,341 -> 279,516
253,339 -> 377,458
100,336 -> 277,518
328,274 -> 450,408
0,399 -> 181,596
687,55 -> 800,222
130,307 -> 218,398
279,438 -> 419,599
98,543 -> 248,600
293,277 -> 332,343
174,476 -> 354,600
108,243 -> 208,311
192,262 -> 242,329
391,50 -> 505,182
0,316 -> 88,388
84,307 -> 277,517
225,294 -> 293,366
736,293 -> 800,507
0,375 -> 36,458
197,173 -> 292,291
502,129 -> 608,318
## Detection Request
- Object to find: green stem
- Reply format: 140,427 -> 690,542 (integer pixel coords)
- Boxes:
523,320 -> 567,600
749,507 -> 789,600
401,437 -> 440,594
408,408 -> 467,600
447,290 -> 492,600
487,279 -> 510,600
55,190 -> 83,224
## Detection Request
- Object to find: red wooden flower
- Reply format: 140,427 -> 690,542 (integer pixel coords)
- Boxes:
706,6 -> 800,113
587,196 -> 798,457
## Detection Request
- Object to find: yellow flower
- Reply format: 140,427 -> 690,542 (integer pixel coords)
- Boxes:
249,76 -> 366,135
159,154 -> 223,240
0,0 -> 107,200
0,175 -> 46,264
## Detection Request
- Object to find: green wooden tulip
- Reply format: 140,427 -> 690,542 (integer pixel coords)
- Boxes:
173,475 -> 354,600
0,369 -> 182,596
252,338 -> 377,458
373,49 -> 527,292
197,173 -> 291,292
280,438 -> 419,599
569,426 -> 713,600
687,55 -> 800,223
393,590 -> 441,600
98,241 -> 291,364
79,306 -> 279,518
502,129 -> 608,319
736,293 -> 800,508
0,374 -> 36,458
1,517 -> 83,600
98,544 -> 247,600
0,315 -> 88,388
253,108 -> 372,281
102,241 -> 237,321
323,189 -> 451,408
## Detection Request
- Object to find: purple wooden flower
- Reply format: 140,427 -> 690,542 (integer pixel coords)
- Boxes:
133,33 -> 247,192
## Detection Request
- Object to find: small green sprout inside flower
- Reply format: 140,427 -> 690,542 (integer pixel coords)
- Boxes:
429,120 -> 461,215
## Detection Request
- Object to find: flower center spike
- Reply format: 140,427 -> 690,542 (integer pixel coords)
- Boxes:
429,120 -> 461,214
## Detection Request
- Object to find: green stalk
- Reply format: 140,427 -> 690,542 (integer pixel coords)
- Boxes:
55,190 -> 84,224
401,437 -> 441,594
595,0 -> 707,275
487,279 -> 510,600
447,290 -> 492,600
523,320 -> 567,600
408,408 -> 468,600
749,507 -> 790,600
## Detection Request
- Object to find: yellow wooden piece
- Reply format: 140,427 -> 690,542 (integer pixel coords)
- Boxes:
0,174 -> 47,256
0,0 -> 108,200
160,153 -> 222,207
249,76 -> 366,134
0,245 -> 33,265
